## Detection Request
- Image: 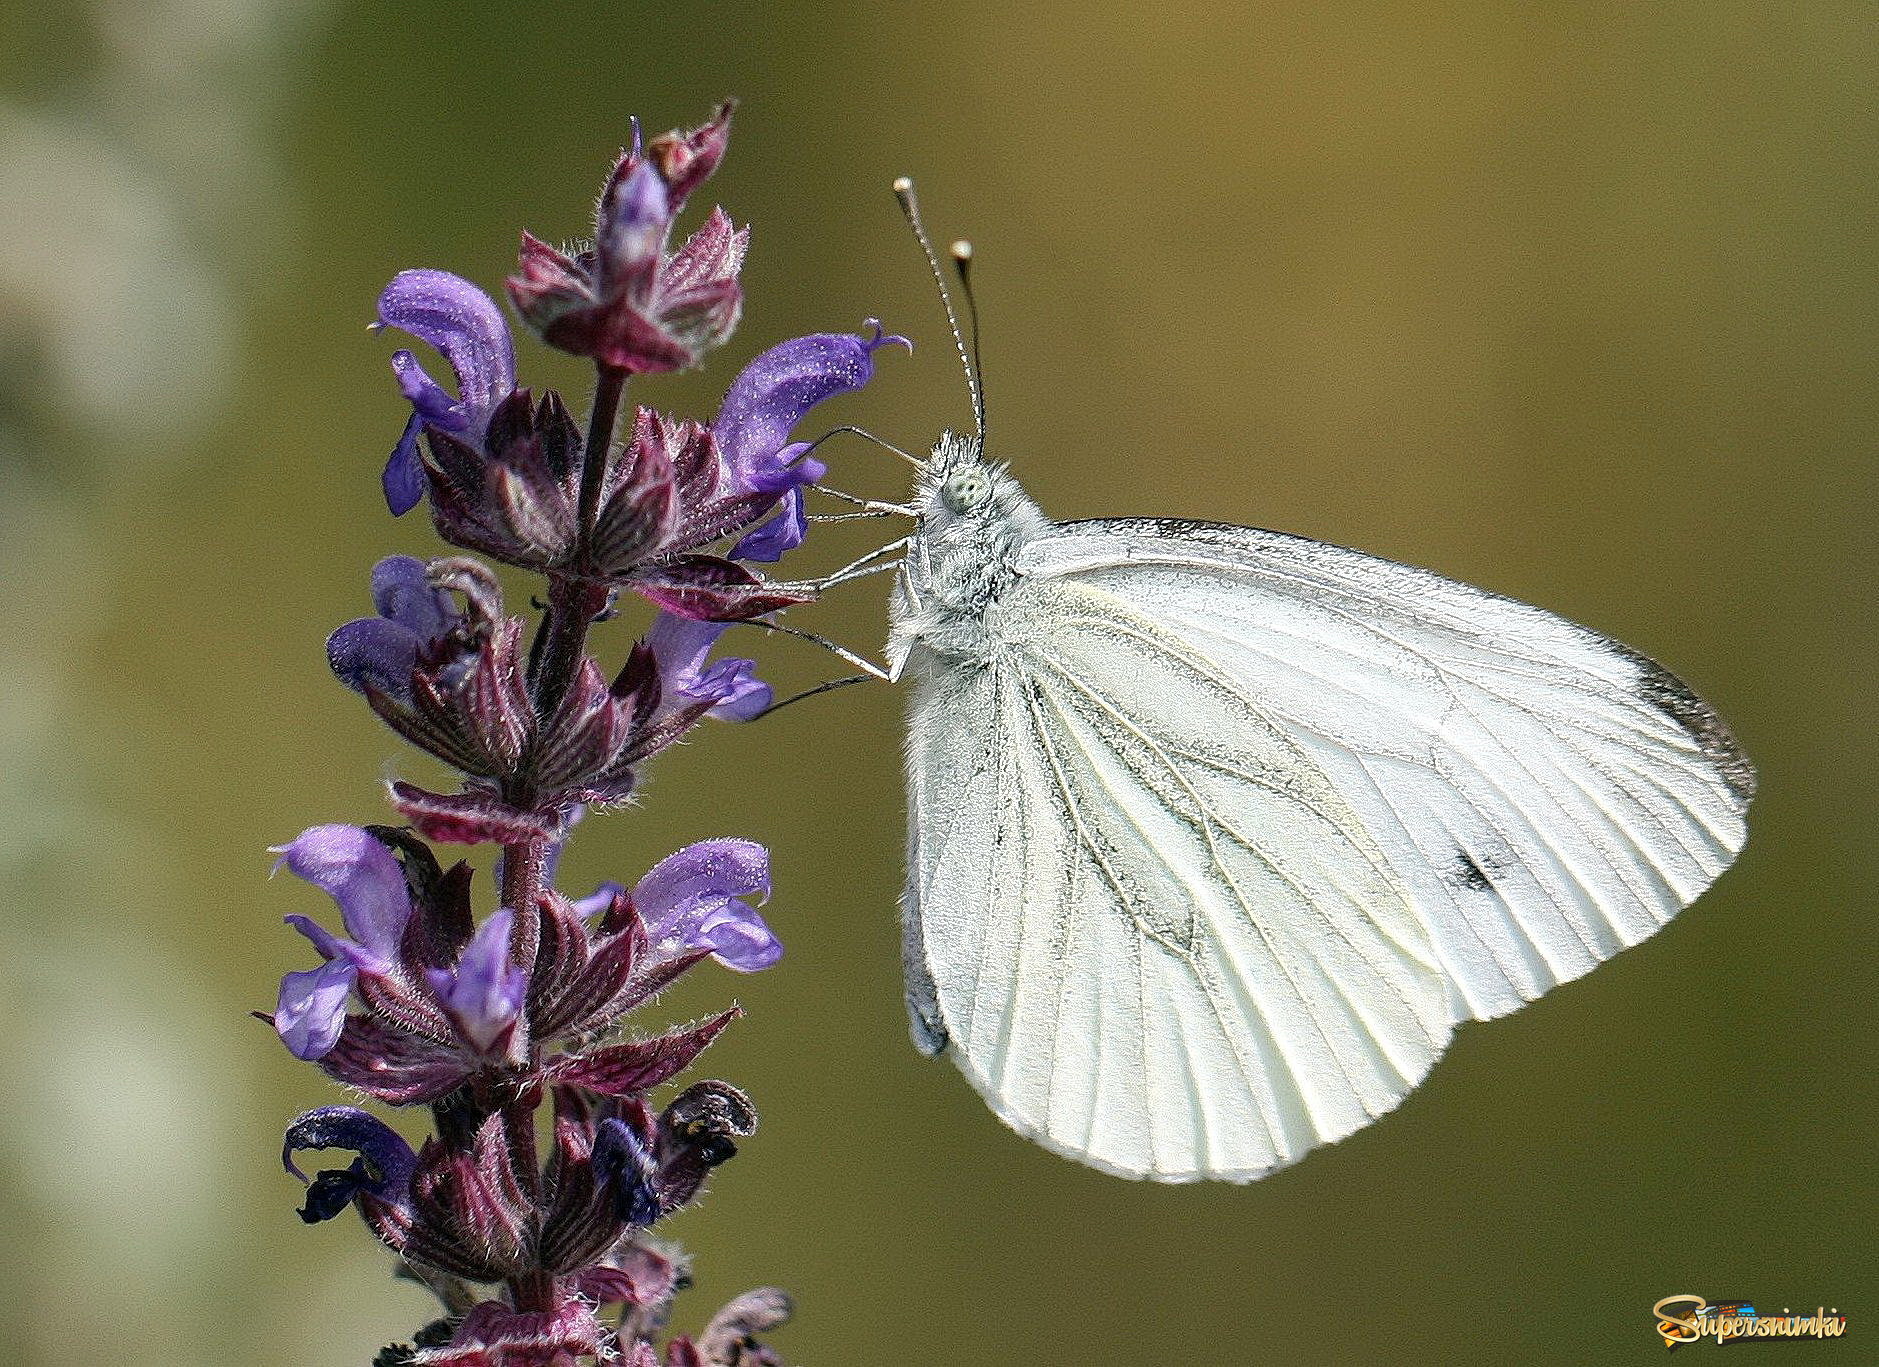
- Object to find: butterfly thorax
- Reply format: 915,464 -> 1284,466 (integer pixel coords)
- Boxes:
887,432 -> 1053,675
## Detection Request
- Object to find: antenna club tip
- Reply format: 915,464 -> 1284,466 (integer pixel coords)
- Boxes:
891,175 -> 913,193
950,240 -> 973,261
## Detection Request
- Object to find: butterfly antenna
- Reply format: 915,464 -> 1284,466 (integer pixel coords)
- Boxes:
893,177 -> 985,445
950,239 -> 987,448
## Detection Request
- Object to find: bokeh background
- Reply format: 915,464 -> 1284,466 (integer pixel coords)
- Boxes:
1,1 -> 1872,1362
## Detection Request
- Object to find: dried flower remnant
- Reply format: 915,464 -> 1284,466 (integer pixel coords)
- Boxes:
265,101 -> 901,1365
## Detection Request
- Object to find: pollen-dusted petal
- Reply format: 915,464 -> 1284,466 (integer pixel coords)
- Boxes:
273,824 -> 413,966
274,959 -> 356,1060
713,323 -> 909,495
377,269 -> 517,423
634,838 -> 770,917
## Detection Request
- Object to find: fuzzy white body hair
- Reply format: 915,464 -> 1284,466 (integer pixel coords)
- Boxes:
886,430 -> 1053,678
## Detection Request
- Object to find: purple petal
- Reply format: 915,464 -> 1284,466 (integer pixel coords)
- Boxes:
389,348 -> 462,428
644,613 -> 772,721
275,959 -> 357,1060
377,269 -> 517,426
572,880 -> 626,921
326,616 -> 420,700
272,825 -> 412,967
370,555 -> 455,638
383,414 -> 426,516
714,322 -> 908,494
694,903 -> 782,972
425,908 -> 527,1054
688,656 -> 771,721
284,912 -> 349,964
634,839 -> 770,929
728,486 -> 806,563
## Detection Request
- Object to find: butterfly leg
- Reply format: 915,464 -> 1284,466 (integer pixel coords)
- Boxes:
735,619 -> 894,681
748,673 -> 875,721
806,537 -> 910,591
808,483 -> 916,517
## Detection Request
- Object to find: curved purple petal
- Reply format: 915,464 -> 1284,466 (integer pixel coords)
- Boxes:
634,839 -> 770,927
383,414 -> 426,516
326,616 -> 421,700
688,656 -> 771,721
389,348 -> 461,427
425,908 -> 527,1053
728,485 -> 806,563
694,903 -> 782,972
714,322 -> 908,495
275,959 -> 357,1060
377,269 -> 517,424
272,825 -> 412,967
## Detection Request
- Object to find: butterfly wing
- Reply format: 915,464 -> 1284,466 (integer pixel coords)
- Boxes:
1014,519 -> 1754,1024
900,567 -> 1457,1182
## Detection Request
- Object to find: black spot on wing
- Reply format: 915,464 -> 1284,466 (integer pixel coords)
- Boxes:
1451,849 -> 1495,892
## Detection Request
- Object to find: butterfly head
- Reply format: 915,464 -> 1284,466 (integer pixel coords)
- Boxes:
914,430 -> 1047,543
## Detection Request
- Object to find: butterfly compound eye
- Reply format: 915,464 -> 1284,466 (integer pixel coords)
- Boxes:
941,467 -> 992,514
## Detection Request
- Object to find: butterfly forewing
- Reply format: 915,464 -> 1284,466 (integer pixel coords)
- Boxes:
1014,519 -> 1754,1024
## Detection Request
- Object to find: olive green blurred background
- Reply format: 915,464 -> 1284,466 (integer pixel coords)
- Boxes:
1,1 -> 1872,1363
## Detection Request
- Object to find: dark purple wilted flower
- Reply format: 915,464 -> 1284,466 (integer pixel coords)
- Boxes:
578,838 -> 780,972
326,555 -> 470,702
508,103 -> 742,375
282,1105 -> 418,1224
272,824 -> 413,1059
377,271 -> 519,515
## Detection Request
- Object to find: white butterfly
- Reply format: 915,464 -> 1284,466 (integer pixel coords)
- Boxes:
873,187 -> 1753,1184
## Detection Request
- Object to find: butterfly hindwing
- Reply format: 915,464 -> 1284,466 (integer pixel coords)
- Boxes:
900,565 -> 1456,1181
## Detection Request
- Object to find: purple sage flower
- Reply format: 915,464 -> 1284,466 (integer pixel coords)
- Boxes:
424,908 -> 528,1057
376,270 -> 519,515
326,555 -> 467,702
718,321 -> 909,563
645,612 -> 771,721
578,838 -> 780,971
271,824 -> 413,1060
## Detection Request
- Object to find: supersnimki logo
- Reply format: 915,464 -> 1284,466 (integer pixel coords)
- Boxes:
1654,1296 -> 1848,1348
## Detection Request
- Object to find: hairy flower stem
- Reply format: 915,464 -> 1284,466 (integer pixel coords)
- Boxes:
489,362 -> 631,1315
530,363 -> 629,722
